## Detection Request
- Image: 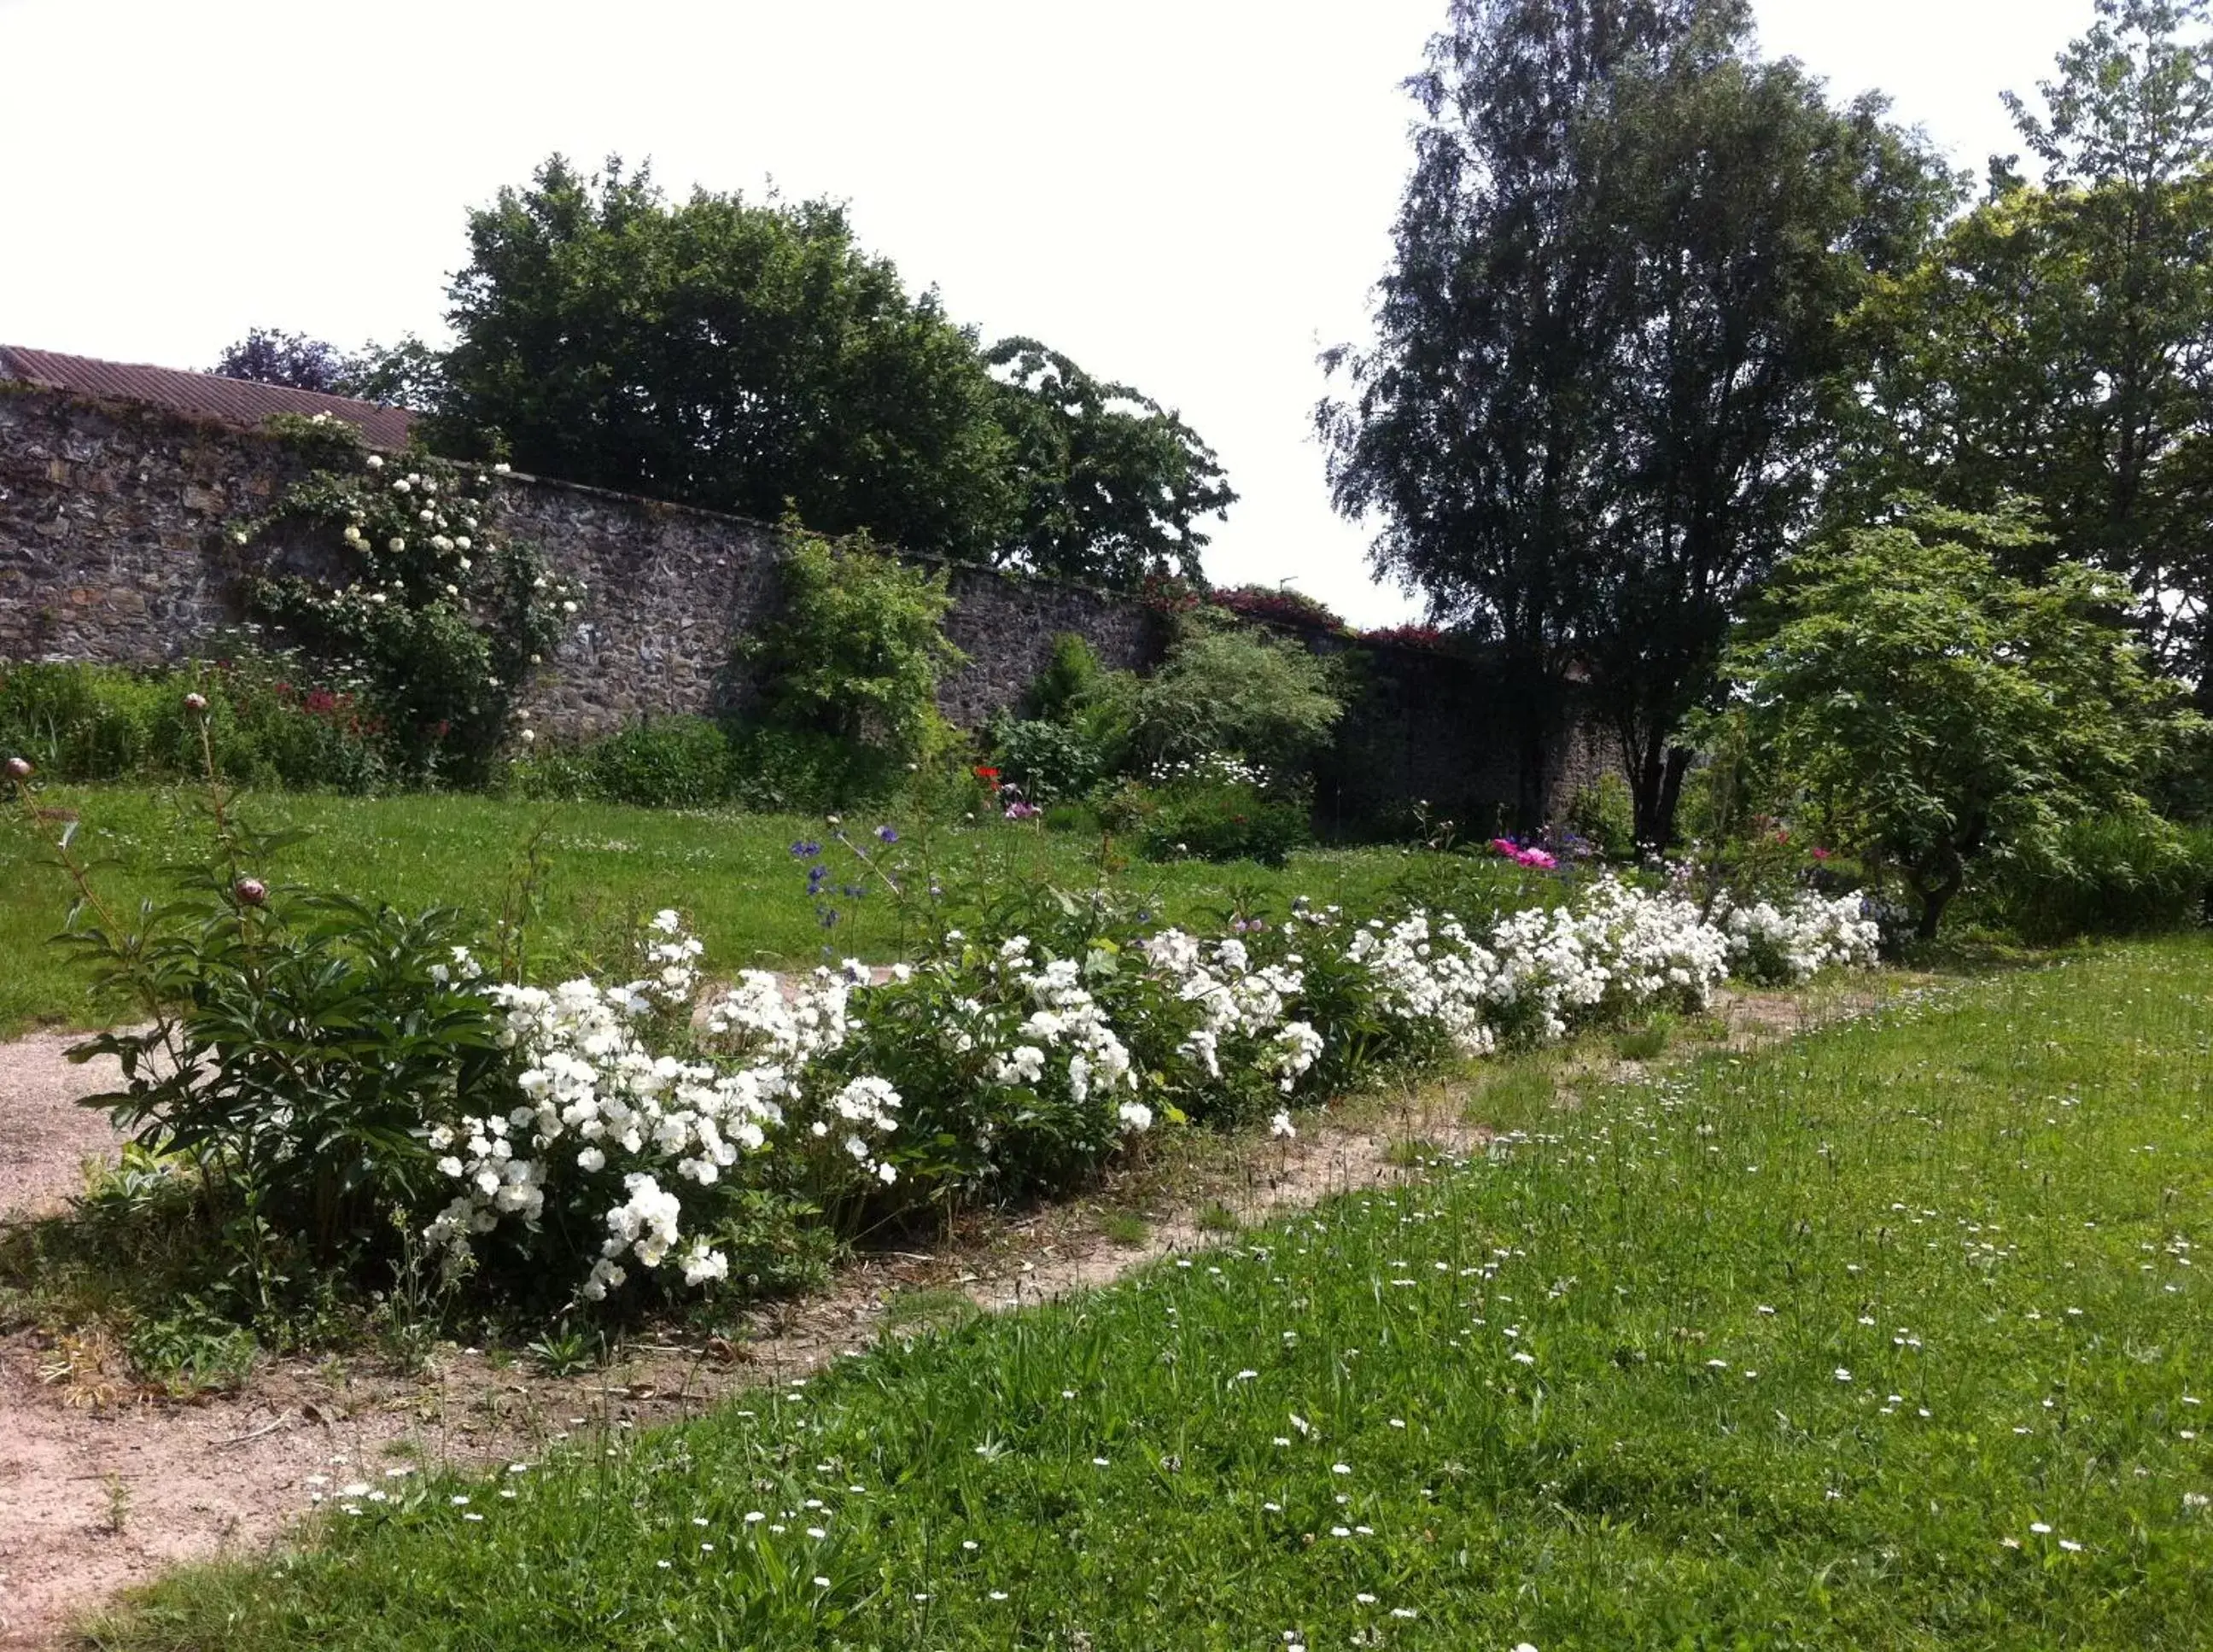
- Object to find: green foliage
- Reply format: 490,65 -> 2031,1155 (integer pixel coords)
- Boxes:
0,657 -> 388,791
1128,618 -> 1344,773
985,717 -> 1101,804
95,942 -> 2213,1652
1107,764 -> 1314,867
1842,2 -> 2213,688
1321,0 -> 1947,837
1022,632 -> 1106,723
429,157 -> 1015,559
742,520 -> 965,780
368,158 -> 1233,584
1727,499 -> 2201,937
260,410 -> 370,470
1980,812 -> 2213,941
983,338 -> 1235,586
239,452 -> 570,783
509,717 -> 740,809
1565,772 -> 1638,861
57,809 -> 511,1287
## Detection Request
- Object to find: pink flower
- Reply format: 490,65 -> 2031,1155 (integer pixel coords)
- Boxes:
3,756 -> 29,781
184,692 -> 208,714
235,878 -> 268,907
1004,801 -> 1042,821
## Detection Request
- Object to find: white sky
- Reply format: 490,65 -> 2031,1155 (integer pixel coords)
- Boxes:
1,0 -> 2094,626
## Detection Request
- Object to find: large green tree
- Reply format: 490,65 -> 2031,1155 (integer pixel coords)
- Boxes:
1320,0 -> 1712,831
1576,26 -> 1945,846
984,338 -> 1234,586
429,157 -> 1014,561
1844,0 -> 2213,689
388,157 -> 1229,586
1727,500 -> 2194,938
1321,0 -> 1940,839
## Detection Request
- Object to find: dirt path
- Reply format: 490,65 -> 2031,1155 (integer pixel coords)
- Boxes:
0,982 -> 1889,1648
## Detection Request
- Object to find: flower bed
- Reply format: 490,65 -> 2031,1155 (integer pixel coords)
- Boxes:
11,744 -> 1875,1327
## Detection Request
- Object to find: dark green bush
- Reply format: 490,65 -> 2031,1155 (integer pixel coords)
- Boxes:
988,716 -> 1102,803
1024,632 -> 1106,722
1566,773 -> 1638,860
511,716 -> 740,808
1982,814 -> 2213,941
1107,772 -> 1313,866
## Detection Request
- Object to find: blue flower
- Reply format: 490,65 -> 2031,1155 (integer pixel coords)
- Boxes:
875,825 -> 900,844
790,839 -> 822,860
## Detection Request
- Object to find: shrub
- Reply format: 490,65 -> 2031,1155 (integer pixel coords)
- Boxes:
0,657 -> 388,791
1106,757 -> 1313,866
1722,890 -> 1882,984
988,716 -> 1102,803
1727,499 -> 2201,938
18,730 -> 1868,1337
510,716 -> 739,808
1024,633 -> 1106,723
741,520 -> 966,774
1207,586 -> 1349,633
1130,618 -> 1344,774
239,449 -> 573,784
1982,813 -> 2213,941
1566,773 -> 1638,860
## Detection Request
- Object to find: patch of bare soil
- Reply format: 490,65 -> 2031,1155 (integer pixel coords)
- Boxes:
0,979 -> 1894,1649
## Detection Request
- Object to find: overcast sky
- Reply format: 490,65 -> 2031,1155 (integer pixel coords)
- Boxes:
2,0 -> 2096,625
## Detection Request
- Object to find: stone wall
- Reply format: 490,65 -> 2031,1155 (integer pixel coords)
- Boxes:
0,382 -> 1611,826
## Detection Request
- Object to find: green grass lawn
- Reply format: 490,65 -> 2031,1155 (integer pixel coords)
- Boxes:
91,939 -> 2213,1649
0,786 -> 1463,1037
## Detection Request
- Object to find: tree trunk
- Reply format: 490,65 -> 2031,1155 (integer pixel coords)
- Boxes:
1507,665 -> 1556,836
1621,723 -> 1694,852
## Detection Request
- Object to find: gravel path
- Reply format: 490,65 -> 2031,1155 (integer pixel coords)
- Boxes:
0,1032 -> 126,1224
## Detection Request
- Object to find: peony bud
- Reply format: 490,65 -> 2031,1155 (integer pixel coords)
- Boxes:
184,692 -> 208,713
4,756 -> 31,780
235,878 -> 267,907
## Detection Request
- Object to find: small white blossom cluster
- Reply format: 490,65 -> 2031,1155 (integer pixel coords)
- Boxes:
1147,752 -> 1276,791
984,937 -> 1140,1117
1343,912 -> 1499,1056
424,922 -> 901,1302
1143,928 -> 1313,1089
1722,890 -> 1881,984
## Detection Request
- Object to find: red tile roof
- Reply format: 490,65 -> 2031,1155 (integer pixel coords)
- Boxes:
0,345 -> 415,451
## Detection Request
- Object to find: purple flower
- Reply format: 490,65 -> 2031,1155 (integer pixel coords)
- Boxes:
875,826 -> 900,844
790,840 -> 823,860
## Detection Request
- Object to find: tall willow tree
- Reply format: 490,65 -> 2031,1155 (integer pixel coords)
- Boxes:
1321,0 -> 1941,840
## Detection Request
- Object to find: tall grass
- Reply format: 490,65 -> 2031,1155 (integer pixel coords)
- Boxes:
93,938 -> 2213,1649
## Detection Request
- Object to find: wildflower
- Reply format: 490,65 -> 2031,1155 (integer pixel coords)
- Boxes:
1270,1110 -> 1296,1140
875,825 -> 899,844
184,692 -> 207,713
